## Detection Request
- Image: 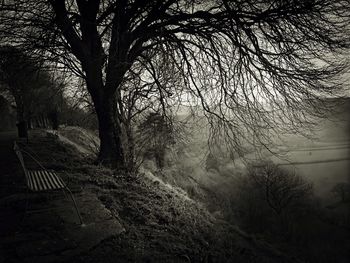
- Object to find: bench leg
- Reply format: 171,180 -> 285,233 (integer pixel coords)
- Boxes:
17,188 -> 30,232
61,189 -> 68,199
64,188 -> 83,225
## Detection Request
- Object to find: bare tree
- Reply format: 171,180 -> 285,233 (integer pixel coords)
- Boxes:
0,46 -> 66,131
331,182 -> 350,202
1,0 -> 349,168
137,112 -> 184,169
247,161 -> 313,215
0,46 -> 38,126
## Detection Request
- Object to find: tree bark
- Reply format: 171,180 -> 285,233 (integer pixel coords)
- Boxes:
95,94 -> 125,169
124,121 -> 136,172
84,63 -> 125,169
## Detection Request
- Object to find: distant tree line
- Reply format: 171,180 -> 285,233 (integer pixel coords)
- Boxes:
0,45 -> 99,135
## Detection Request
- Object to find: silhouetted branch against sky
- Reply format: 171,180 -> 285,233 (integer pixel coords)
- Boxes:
0,0 -> 349,165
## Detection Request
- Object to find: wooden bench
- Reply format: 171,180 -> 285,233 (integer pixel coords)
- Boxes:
13,141 -> 83,225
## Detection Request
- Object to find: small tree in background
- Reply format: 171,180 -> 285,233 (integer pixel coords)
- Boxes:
331,182 -> 350,202
247,162 -> 313,215
137,112 -> 176,169
235,161 -> 314,235
205,152 -> 221,172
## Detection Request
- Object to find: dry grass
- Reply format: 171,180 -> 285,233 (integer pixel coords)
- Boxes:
23,129 -> 296,263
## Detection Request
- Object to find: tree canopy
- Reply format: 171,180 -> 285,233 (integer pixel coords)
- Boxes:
1,0 -> 349,168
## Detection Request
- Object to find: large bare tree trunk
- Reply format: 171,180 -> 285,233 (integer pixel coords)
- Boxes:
50,0 -> 130,169
95,94 -> 125,169
85,64 -> 125,169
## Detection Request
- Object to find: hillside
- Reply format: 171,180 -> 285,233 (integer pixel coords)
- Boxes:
14,129 -> 296,263
34,112 -> 349,263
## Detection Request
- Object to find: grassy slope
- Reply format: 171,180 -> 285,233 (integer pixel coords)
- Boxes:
25,130 -> 296,263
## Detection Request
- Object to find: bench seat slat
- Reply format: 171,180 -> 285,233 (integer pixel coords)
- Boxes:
27,170 -> 65,191
45,170 -> 65,189
27,170 -> 34,191
38,171 -> 50,190
36,171 -> 45,191
42,171 -> 55,190
31,171 -> 39,191
31,171 -> 42,191
39,170 -> 51,190
41,171 -> 52,190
